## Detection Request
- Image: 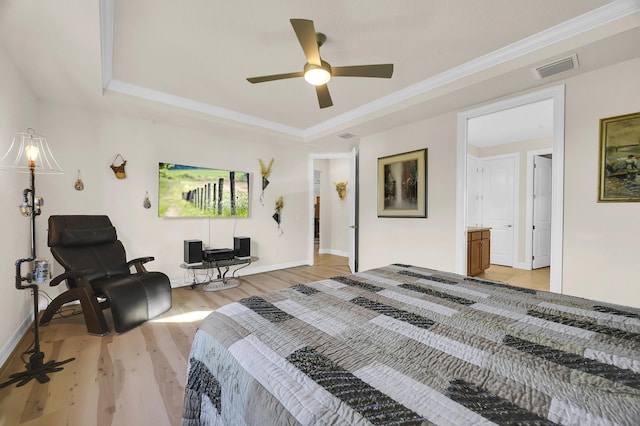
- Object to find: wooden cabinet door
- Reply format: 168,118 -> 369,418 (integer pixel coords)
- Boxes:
481,234 -> 491,271
468,230 -> 490,276
468,238 -> 483,276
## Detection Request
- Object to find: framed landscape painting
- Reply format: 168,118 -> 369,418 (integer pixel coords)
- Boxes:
377,148 -> 427,217
158,162 -> 250,217
599,112 -> 640,202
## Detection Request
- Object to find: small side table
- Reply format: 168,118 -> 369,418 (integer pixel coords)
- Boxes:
180,256 -> 258,291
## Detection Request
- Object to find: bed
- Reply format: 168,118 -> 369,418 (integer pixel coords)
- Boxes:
182,264 -> 640,425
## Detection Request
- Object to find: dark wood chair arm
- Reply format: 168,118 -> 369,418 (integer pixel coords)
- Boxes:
49,269 -> 96,287
127,257 -> 155,273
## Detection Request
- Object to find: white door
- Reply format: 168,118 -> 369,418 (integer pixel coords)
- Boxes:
532,155 -> 552,268
482,155 -> 516,266
348,148 -> 358,272
467,155 -> 482,227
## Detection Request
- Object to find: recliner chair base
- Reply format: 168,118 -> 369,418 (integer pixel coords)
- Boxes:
40,286 -> 110,336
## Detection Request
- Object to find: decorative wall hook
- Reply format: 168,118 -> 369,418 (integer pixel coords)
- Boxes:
273,195 -> 284,236
143,191 -> 151,209
333,180 -> 348,200
259,158 -> 274,205
110,154 -> 127,179
74,169 -> 84,191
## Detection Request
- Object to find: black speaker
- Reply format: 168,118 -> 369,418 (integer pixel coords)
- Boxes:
234,237 -> 250,258
184,239 -> 203,264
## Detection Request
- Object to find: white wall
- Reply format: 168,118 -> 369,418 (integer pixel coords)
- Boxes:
34,102 -> 312,290
359,57 -> 640,308
563,57 -> 640,305
0,44 -> 40,366
359,113 -> 458,271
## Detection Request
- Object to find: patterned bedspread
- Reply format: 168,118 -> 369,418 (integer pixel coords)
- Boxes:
182,264 -> 640,425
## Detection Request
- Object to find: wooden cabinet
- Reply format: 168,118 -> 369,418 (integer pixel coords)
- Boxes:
467,227 -> 490,276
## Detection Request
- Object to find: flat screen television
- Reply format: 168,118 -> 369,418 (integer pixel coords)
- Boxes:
158,162 -> 249,218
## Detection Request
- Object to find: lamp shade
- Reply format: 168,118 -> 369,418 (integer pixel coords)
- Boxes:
0,128 -> 63,174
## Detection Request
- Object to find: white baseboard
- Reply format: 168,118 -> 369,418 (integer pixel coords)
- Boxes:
0,311 -> 32,369
512,261 -> 532,270
317,249 -> 349,257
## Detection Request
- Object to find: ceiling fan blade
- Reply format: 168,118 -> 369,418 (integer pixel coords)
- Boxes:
332,64 -> 394,78
290,19 -> 321,66
315,84 -> 333,108
246,71 -> 304,84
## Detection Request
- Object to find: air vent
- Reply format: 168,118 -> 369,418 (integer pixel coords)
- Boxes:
532,54 -> 578,79
337,132 -> 356,139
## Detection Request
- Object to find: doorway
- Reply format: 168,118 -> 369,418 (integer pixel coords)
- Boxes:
456,85 -> 565,293
527,150 -> 553,270
309,150 -> 358,272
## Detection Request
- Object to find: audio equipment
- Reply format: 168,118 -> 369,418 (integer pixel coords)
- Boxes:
184,240 -> 203,264
234,237 -> 251,259
203,248 -> 235,262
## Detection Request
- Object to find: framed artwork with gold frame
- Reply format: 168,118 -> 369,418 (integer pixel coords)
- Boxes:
599,112 -> 640,202
377,148 -> 427,217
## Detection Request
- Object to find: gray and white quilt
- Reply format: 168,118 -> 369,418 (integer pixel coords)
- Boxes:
182,264 -> 640,425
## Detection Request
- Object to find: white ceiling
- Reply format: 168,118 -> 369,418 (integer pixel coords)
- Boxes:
1,0 -> 639,149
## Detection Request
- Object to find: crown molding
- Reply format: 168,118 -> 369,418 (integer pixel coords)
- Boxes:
106,79 -> 304,136
99,0 -> 640,140
99,0 -> 114,91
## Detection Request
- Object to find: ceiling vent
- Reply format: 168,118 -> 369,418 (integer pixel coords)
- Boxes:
532,54 -> 578,79
337,132 -> 356,139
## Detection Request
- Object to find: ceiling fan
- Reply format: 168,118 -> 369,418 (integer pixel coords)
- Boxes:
246,19 -> 394,109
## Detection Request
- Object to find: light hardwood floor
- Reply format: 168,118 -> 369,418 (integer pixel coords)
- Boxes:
0,256 -> 545,425
479,264 -> 550,292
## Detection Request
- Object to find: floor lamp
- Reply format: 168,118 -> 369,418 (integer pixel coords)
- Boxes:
0,128 -> 74,388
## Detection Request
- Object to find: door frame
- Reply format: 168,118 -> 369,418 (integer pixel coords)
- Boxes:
308,152 -> 358,270
467,154 -> 481,227
524,148 -> 553,270
456,85 -> 565,293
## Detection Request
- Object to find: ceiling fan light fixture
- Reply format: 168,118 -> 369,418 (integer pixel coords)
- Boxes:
247,19 -> 393,108
304,62 -> 331,86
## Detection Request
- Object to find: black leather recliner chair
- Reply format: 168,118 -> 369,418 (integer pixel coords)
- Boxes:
40,215 -> 172,334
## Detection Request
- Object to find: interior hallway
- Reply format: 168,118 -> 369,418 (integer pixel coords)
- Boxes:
479,264 -> 550,292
